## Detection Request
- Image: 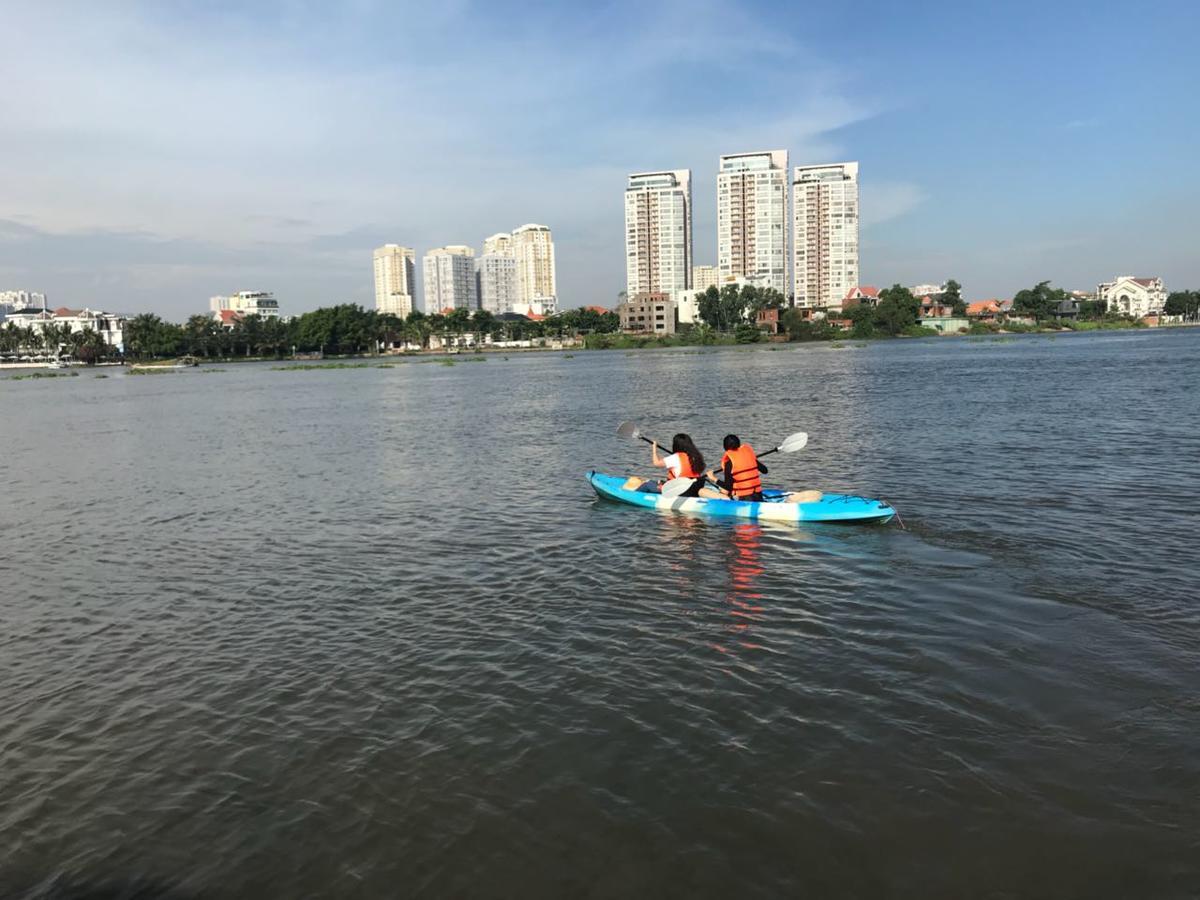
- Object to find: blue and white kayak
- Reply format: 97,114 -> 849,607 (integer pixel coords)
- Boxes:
587,471 -> 895,525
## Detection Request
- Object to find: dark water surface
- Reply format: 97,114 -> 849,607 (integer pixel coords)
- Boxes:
2,330 -> 1198,898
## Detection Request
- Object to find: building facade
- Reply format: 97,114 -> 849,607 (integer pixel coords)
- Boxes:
476,254 -> 519,314
482,233 -> 515,257
692,265 -> 720,293
1097,276 -> 1167,318
373,244 -> 417,318
511,224 -> 557,313
617,292 -> 676,335
2,306 -> 126,354
624,170 -> 692,303
0,290 -> 47,309
422,246 -> 478,312
792,162 -> 859,309
717,150 -> 789,295
209,291 -> 281,318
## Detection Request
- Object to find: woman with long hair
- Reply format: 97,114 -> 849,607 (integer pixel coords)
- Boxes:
651,433 -> 709,498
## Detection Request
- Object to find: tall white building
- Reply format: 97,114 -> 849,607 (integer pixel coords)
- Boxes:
624,170 -> 692,302
373,244 -> 416,318
422,246 -> 477,313
792,162 -> 860,309
482,233 -> 515,257
476,254 -> 519,314
209,291 -> 281,318
717,150 -> 789,295
511,223 -> 557,313
692,265 -> 720,293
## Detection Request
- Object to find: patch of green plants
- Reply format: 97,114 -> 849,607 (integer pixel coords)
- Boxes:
272,362 -> 374,371
7,371 -> 80,381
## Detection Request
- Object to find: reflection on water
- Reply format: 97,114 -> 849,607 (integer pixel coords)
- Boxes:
1,330 -> 1198,897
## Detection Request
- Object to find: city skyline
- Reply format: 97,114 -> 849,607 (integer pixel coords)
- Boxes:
2,1 -> 1198,318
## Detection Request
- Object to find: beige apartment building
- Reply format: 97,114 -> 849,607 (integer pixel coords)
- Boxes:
482,233 -> 514,257
618,292 -> 676,335
511,224 -> 557,313
373,244 -> 417,317
625,170 -> 692,302
717,150 -> 789,295
692,265 -> 720,293
792,162 -> 859,309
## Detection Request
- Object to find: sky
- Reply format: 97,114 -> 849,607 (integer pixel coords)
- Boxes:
1,0 -> 1198,318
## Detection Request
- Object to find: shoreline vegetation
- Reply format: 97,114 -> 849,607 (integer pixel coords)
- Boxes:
3,281 -> 1195,371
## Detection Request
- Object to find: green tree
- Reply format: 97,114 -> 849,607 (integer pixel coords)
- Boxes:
1165,291 -> 1200,318
874,284 -> 920,335
1012,281 -> 1066,321
846,304 -> 876,338
697,286 -> 723,330
943,278 -> 966,315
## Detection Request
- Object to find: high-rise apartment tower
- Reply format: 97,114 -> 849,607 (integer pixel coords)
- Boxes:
792,162 -> 859,308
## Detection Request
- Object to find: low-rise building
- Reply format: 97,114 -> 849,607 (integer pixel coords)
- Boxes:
842,286 -> 881,309
618,292 -> 676,334
965,299 -> 1013,321
1097,276 -> 1166,318
2,305 -> 127,353
210,291 -> 282,318
919,316 -> 970,334
919,295 -> 954,318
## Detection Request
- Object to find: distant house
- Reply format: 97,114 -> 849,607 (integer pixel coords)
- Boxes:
842,286 -> 881,309
617,292 -> 676,335
965,299 -> 1011,321
1097,276 -> 1166,318
756,308 -> 781,334
918,295 -> 954,318
214,309 -> 243,330
1053,298 -> 1081,319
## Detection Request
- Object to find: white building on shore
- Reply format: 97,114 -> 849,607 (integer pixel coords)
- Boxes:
717,150 -> 789,295
373,244 -> 417,318
423,245 -> 478,312
792,161 -> 859,309
1097,276 -> 1167,318
476,253 -> 519,314
511,224 -> 557,314
625,169 -> 692,304
210,291 -> 282,318
1,306 -> 127,355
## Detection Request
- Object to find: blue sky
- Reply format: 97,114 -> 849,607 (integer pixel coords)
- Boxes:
1,0 -> 1197,317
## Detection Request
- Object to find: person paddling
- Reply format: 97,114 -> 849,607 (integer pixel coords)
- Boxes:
711,434 -> 768,501
651,433 -> 708,498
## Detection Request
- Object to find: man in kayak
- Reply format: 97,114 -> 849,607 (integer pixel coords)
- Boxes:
711,434 -> 768,501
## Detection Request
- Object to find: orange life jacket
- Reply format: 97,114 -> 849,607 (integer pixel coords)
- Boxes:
720,444 -> 761,498
673,452 -> 700,479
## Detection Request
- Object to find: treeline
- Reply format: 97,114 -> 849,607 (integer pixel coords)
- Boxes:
123,304 -> 621,360
1165,291 -> 1200,317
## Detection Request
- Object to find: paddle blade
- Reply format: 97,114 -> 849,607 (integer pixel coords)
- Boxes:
660,478 -> 696,499
776,431 -> 809,453
616,421 -> 640,440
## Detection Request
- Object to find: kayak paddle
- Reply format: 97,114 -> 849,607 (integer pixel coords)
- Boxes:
659,431 -> 810,499
616,421 -> 663,448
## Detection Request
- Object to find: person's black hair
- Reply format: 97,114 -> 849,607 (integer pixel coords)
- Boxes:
723,434 -> 741,451
672,433 -> 705,474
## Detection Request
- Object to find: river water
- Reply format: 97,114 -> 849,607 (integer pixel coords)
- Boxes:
1,330 -> 1197,898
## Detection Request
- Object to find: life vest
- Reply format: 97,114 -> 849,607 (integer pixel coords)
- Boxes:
673,452 -> 700,479
720,444 -> 761,498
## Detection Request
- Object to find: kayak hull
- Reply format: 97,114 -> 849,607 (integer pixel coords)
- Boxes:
587,471 -> 895,525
